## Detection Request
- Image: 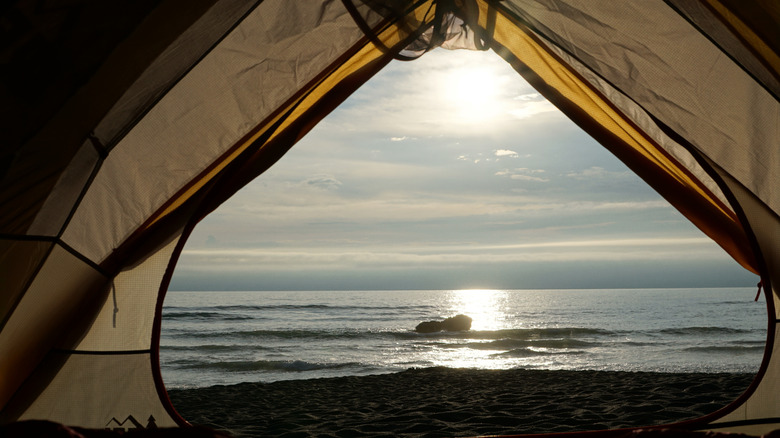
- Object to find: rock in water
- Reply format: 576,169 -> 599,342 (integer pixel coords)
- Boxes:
441,314 -> 472,331
415,314 -> 472,333
415,320 -> 443,333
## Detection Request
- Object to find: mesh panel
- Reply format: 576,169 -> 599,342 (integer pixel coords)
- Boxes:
66,237 -> 179,352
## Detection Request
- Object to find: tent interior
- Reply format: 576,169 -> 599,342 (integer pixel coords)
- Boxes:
1,0 -> 778,436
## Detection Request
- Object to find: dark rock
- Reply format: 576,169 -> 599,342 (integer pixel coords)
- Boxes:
415,321 -> 443,333
415,314 -> 472,333
441,314 -> 472,331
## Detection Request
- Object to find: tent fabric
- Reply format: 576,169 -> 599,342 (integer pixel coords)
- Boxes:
0,0 -> 778,435
0,0 -> 225,236
667,0 -> 780,100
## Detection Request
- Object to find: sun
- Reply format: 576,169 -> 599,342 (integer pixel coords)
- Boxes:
437,62 -> 507,125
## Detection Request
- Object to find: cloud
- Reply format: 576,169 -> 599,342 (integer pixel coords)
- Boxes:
586,200 -> 669,210
301,174 -> 342,190
390,136 -> 409,142
566,166 -> 630,179
508,99 -> 558,120
494,149 -> 519,157
178,237 -> 724,274
496,168 -> 548,182
514,92 -> 545,101
510,174 -> 549,182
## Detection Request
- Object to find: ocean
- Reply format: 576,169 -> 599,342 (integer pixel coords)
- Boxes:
159,287 -> 766,389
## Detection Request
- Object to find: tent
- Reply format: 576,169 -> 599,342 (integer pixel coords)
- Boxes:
0,0 -> 778,435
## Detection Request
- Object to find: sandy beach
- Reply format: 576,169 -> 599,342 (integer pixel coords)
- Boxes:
167,367 -> 755,437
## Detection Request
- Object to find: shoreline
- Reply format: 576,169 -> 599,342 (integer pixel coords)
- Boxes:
168,367 -> 755,437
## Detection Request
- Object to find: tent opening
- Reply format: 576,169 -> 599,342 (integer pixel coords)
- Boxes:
159,49 -> 765,436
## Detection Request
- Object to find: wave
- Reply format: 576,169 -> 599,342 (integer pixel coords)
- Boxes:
465,338 -> 598,350
682,345 -> 766,353
161,344 -> 272,353
170,327 -> 618,343
658,327 -> 756,336
184,303 -> 438,313
483,327 -> 614,339
403,327 -> 615,341
618,341 -> 658,347
490,348 -> 586,358
163,311 -> 254,321
702,300 -> 758,305
165,325 -> 760,353
740,339 -> 769,346
172,358 -> 363,373
171,328 -> 387,341
392,327 -> 615,340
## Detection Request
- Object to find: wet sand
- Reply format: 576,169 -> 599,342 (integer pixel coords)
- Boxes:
167,367 -> 755,437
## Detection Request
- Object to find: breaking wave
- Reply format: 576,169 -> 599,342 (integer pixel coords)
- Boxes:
174,359 -> 363,373
491,348 -> 586,358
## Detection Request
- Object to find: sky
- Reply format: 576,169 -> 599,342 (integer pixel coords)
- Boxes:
169,48 -> 757,291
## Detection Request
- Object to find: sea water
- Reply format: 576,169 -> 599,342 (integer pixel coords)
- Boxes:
160,288 -> 767,389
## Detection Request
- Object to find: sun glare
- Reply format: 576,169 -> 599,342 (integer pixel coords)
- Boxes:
438,63 -> 506,124
448,289 -> 508,331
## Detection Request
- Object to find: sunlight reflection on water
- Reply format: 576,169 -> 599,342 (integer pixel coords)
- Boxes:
446,289 -> 512,331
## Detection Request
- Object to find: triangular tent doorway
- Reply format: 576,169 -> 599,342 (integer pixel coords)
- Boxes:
1,0 -> 778,435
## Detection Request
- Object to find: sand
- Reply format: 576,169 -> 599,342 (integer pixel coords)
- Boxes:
167,368 -> 755,437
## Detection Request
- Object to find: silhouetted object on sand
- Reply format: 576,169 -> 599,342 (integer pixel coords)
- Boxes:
415,314 -> 472,333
